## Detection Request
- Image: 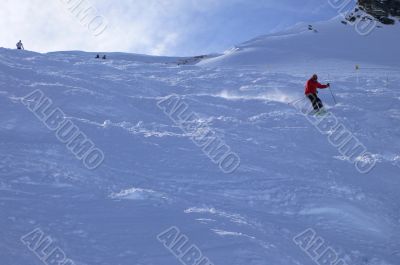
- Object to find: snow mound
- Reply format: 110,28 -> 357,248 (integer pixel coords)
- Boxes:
200,16 -> 400,68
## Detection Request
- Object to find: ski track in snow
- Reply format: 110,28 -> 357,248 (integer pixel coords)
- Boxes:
0,45 -> 400,265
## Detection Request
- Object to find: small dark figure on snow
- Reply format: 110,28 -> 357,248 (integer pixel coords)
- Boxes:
95,54 -> 100,59
16,40 -> 24,50
305,74 -> 330,111
102,55 -> 106,60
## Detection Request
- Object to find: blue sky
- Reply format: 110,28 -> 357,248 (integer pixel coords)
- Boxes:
0,0 -> 341,56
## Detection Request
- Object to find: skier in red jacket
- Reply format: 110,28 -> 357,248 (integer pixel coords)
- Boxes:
305,74 -> 330,111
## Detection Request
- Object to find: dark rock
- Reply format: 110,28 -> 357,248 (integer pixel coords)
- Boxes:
348,16 -> 357,22
358,0 -> 400,24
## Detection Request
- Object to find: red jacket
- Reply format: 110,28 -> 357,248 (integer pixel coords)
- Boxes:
305,79 -> 328,95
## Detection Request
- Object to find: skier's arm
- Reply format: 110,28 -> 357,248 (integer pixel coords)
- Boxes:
317,82 -> 329,89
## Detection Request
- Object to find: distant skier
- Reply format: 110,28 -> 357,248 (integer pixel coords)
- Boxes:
102,55 -> 106,60
305,74 -> 330,111
16,40 -> 24,50
95,54 -> 100,59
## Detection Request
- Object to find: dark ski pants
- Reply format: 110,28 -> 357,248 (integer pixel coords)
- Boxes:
307,93 -> 323,110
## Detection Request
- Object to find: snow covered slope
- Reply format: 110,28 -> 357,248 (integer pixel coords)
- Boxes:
1,17 -> 400,265
200,15 -> 400,68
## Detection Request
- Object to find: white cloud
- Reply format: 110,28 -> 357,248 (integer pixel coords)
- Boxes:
0,0 -> 337,56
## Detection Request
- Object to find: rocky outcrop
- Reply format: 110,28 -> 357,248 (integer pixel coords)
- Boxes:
357,0 -> 400,24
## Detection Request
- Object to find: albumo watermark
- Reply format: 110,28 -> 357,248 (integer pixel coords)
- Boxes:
294,228 -> 350,265
59,0 -> 108,37
157,226 -> 215,265
293,94 -> 376,174
327,0 -> 377,36
22,89 -> 105,170
157,94 -> 241,174
21,228 -> 76,265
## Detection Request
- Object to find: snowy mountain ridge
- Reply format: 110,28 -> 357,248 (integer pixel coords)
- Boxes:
1,15 -> 400,265
200,15 -> 400,68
